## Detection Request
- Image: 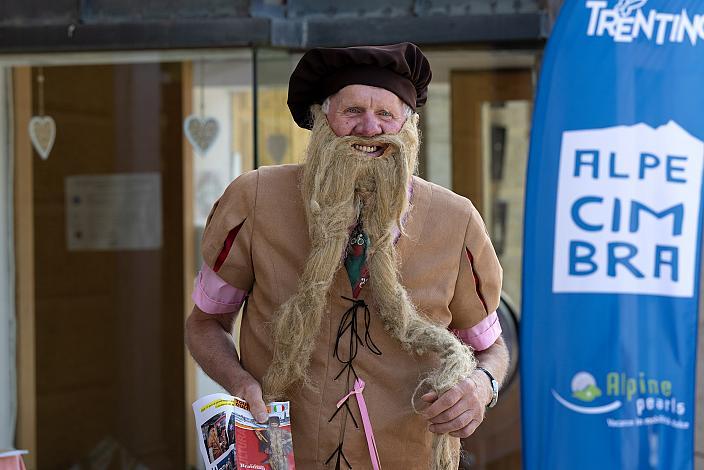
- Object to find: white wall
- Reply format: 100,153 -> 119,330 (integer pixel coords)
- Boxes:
190,62 -> 251,469
424,82 -> 451,189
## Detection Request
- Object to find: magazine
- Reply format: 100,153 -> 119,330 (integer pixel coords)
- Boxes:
193,393 -> 295,470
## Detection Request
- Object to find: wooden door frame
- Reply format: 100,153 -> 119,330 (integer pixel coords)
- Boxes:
451,69 -> 533,216
14,66 -> 36,469
181,60 -> 198,469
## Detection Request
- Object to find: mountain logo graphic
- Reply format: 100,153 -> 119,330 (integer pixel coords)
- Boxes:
614,0 -> 648,17
552,371 -> 622,414
571,372 -> 602,402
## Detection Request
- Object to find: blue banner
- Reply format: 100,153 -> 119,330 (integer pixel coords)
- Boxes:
521,1 -> 703,469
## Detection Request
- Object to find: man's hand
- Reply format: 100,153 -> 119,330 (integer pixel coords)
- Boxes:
420,370 -> 492,438
185,306 -> 269,424
230,369 -> 269,424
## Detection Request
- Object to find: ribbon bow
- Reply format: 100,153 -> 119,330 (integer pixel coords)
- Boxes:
336,378 -> 381,470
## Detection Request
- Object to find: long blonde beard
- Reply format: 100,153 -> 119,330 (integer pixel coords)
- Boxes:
262,106 -> 476,469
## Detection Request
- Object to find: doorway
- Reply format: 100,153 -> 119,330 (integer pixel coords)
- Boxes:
15,63 -> 185,469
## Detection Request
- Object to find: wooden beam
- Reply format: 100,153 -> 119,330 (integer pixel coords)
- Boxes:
271,13 -> 547,48
0,19 -> 270,54
13,66 -> 36,469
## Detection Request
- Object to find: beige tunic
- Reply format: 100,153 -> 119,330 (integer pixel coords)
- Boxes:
201,164 -> 502,469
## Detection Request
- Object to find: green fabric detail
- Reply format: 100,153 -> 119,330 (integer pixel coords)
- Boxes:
345,231 -> 369,288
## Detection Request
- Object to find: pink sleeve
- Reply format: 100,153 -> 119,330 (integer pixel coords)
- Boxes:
451,311 -> 502,351
192,263 -> 248,314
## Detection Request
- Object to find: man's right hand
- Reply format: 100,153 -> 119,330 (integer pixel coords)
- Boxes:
231,370 -> 269,424
185,306 -> 270,424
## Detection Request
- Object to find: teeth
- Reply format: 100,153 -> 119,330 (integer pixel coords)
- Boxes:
353,144 -> 380,153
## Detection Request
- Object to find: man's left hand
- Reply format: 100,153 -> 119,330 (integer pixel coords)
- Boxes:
420,370 -> 492,438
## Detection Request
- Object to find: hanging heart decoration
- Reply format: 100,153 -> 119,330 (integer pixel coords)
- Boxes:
28,115 -> 56,160
184,115 -> 220,156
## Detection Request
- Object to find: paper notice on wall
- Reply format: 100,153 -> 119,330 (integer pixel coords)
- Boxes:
65,173 -> 162,251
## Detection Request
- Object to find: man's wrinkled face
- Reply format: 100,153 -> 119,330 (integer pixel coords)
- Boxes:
326,84 -> 408,157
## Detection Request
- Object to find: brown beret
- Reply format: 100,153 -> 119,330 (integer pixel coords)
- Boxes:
287,42 -> 432,129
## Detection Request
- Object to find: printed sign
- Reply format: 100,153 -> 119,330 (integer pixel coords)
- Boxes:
553,122 -> 703,297
65,173 -> 162,251
521,1 -> 703,469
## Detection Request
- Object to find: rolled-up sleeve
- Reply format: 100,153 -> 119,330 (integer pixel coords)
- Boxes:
193,170 -> 258,314
192,263 -> 249,314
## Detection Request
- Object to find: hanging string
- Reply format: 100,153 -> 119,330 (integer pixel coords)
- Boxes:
37,66 -> 45,116
199,60 -> 205,117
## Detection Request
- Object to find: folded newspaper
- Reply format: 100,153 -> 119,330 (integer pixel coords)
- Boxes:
192,393 -> 295,470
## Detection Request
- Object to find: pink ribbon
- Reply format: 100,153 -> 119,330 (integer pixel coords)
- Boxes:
336,378 -> 381,470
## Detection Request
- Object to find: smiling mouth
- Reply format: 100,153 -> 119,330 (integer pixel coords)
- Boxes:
352,143 -> 388,157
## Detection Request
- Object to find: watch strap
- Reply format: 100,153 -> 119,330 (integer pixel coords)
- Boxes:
476,366 -> 499,408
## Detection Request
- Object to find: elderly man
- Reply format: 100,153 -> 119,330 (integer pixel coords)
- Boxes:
186,43 -> 509,469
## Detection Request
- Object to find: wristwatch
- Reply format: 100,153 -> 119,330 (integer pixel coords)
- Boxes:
476,367 -> 499,408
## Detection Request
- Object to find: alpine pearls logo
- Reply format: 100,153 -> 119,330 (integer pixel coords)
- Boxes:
553,370 -> 690,429
552,372 -> 622,414
586,0 -> 704,45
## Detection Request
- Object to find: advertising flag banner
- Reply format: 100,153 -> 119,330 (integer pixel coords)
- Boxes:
521,1 -> 704,468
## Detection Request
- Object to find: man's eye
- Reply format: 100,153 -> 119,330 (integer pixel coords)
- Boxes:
345,107 -> 362,113
378,110 -> 393,117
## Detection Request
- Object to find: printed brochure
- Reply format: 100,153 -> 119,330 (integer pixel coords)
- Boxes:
192,393 -> 295,470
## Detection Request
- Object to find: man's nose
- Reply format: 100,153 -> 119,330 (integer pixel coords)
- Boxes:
352,112 -> 382,137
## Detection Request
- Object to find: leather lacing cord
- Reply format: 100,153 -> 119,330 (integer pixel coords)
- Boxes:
324,442 -> 352,470
333,297 -> 382,380
325,296 -> 382,469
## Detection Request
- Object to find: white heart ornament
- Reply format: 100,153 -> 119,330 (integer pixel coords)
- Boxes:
184,115 -> 220,156
29,115 -> 56,160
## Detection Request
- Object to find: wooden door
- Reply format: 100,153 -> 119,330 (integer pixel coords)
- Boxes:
25,63 -> 185,469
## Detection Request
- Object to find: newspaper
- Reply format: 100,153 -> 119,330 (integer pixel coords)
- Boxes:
193,393 -> 295,470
